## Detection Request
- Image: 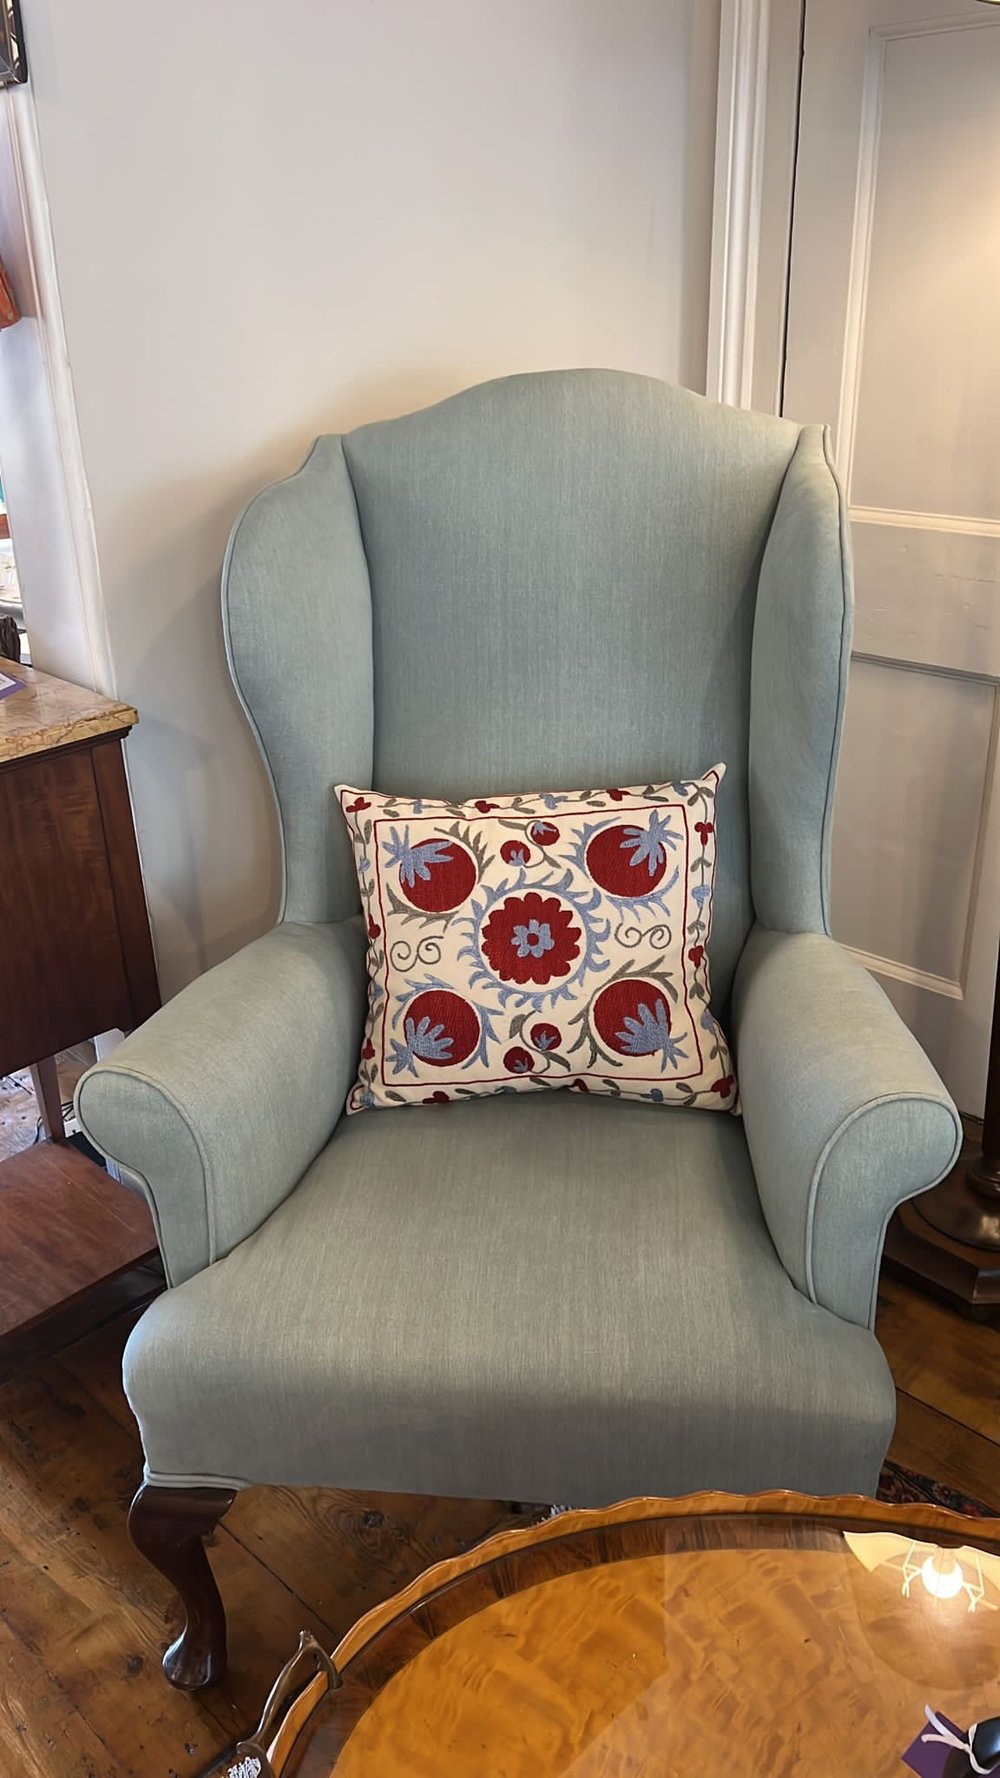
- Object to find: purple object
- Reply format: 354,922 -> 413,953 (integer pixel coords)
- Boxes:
0,673 -> 23,700
903,1712 -> 968,1776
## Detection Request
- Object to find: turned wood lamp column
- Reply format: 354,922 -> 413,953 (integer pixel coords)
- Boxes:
920,949 -> 1000,1246
885,945 -> 1000,1316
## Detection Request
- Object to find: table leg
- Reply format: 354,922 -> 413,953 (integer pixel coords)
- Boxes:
28,1058 -> 66,1142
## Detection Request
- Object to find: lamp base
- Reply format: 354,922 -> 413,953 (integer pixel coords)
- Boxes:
917,1169 -> 1000,1249
883,1133 -> 1000,1321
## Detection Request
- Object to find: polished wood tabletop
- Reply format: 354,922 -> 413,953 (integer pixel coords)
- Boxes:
221,1492 -> 1000,1778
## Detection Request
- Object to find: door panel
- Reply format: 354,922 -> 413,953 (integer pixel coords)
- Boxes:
784,0 -> 1000,1114
832,660 -> 994,983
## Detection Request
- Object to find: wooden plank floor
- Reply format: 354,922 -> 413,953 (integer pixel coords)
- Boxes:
0,1272 -> 995,1777
876,1272 -> 1000,1511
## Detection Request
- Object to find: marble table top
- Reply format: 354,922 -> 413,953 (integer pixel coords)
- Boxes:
0,659 -> 137,764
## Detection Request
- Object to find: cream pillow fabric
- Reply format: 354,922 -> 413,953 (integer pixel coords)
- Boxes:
338,768 -> 736,1114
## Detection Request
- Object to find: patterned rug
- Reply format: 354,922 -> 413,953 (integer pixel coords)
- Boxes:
878,1459 -> 995,1518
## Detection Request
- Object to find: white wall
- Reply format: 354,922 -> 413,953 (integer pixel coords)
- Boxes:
12,0 -> 720,997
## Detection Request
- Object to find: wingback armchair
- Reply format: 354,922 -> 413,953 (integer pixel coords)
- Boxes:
76,371 -> 960,1689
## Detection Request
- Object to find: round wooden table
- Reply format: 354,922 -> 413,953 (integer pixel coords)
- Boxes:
219,1493 -> 1000,1777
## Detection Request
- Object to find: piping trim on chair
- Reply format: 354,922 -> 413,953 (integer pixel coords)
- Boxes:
802,1088 -> 962,1327
77,1063 -> 217,1274
220,437 -> 325,928
818,423 -> 853,941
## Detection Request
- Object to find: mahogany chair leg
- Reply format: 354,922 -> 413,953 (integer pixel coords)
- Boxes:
128,1482 -> 237,1689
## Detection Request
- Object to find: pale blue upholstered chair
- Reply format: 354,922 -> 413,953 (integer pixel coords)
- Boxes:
76,371 -> 961,1688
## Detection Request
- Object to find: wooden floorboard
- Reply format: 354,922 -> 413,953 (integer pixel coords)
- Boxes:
888,1391 -> 1000,1514
876,1271 -> 1000,1445
0,1267 -> 994,1774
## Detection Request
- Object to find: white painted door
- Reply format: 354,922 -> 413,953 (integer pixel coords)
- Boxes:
783,0 -> 1000,1115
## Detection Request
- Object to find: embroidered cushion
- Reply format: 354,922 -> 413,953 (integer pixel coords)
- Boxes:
337,769 -> 737,1114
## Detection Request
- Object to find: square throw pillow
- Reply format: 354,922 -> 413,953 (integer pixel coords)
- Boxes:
337,768 -> 737,1114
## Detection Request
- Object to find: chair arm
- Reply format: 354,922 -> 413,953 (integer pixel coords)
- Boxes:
75,918 -> 367,1287
732,926 -> 961,1327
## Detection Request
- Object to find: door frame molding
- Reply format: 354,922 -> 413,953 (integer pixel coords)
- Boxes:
0,84 -> 111,689
706,0 -> 805,413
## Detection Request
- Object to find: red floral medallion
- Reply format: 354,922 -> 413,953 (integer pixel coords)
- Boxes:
481,891 -> 582,986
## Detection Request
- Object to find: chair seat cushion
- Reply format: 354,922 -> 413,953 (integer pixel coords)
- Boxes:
124,1093 -> 895,1501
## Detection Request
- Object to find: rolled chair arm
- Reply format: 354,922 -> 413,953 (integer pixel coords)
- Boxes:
76,918 -> 367,1286
732,925 -> 961,1327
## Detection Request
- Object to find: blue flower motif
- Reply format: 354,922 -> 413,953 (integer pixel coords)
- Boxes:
512,918 -> 554,960
620,811 -> 679,878
644,1087 -> 665,1102
390,1014 -> 453,1077
616,997 -> 689,1072
700,1007 -> 716,1031
383,827 -> 455,888
412,799 -> 425,814
358,858 -> 371,874
541,793 -> 563,810
691,883 -> 711,908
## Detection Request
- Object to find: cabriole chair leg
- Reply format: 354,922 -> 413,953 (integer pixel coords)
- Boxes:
128,1482 -> 237,1689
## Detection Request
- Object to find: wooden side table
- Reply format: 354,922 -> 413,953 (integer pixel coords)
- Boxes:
0,659 -> 160,1093
0,659 -> 161,1343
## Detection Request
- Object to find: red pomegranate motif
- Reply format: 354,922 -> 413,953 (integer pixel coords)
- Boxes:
593,979 -> 673,1061
530,1021 -> 562,1051
528,820 -> 560,847
586,811 -> 673,898
481,892 -> 581,986
504,1046 -> 534,1074
500,839 -> 532,866
391,989 -> 480,1074
382,827 -> 477,913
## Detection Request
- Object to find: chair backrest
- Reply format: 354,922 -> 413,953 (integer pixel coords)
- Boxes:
223,370 -> 837,1006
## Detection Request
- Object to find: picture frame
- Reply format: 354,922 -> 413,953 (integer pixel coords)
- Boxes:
0,0 -> 27,86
